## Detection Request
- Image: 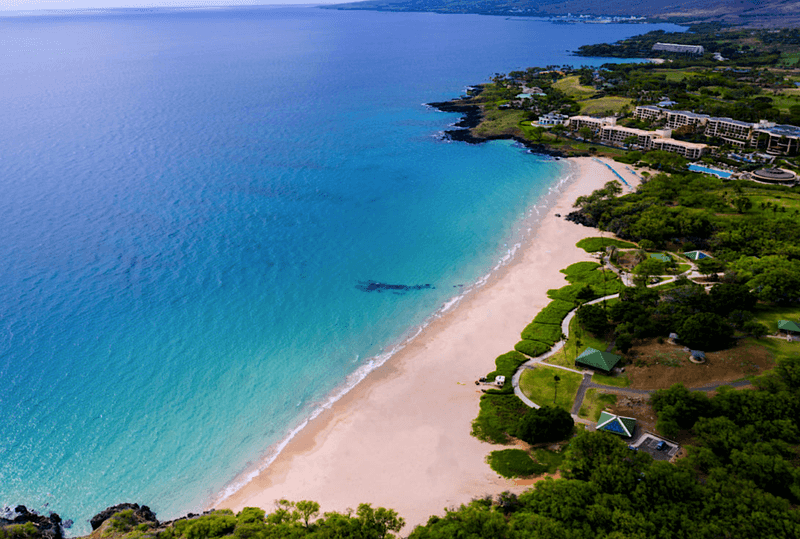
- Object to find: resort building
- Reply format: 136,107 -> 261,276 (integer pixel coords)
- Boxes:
751,123 -> 800,155
704,117 -> 753,146
633,105 -> 667,122
568,115 -> 616,134
600,125 -> 656,147
652,42 -> 705,55
666,110 -> 710,130
650,137 -> 708,159
537,112 -> 568,126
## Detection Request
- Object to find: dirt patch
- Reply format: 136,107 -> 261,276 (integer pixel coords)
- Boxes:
624,338 -> 774,390
609,394 -> 658,432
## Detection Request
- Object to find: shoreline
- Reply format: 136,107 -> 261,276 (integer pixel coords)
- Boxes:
215,156 -> 638,530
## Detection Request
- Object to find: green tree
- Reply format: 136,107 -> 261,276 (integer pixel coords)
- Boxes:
355,504 -> 404,539
514,405 -> 574,445
680,312 -> 733,350
576,303 -> 609,335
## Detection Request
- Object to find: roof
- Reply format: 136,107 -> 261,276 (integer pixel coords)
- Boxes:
597,411 -> 637,437
576,347 -> 621,372
684,250 -> 711,260
755,124 -> 800,139
778,320 -> 800,333
690,350 -> 706,359
649,253 -> 671,263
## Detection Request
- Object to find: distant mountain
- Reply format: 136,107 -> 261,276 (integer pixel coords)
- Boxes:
324,0 -> 800,27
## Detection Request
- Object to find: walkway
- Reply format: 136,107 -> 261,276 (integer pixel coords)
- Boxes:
511,254 -> 751,426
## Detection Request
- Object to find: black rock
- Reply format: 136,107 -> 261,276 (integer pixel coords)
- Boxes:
89,504 -> 158,531
1,505 -> 64,539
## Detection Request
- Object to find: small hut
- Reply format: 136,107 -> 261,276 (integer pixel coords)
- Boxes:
668,332 -> 679,344
689,350 -> 706,363
684,250 -> 711,260
597,411 -> 637,438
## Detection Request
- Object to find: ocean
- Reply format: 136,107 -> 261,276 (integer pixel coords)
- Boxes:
0,6 -> 681,533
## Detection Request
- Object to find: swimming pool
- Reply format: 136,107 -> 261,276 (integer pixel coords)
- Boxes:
688,164 -> 733,178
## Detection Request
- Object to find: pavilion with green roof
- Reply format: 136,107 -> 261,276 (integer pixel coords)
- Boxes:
597,411 -> 637,438
778,320 -> 800,334
684,250 -> 711,260
575,347 -> 621,374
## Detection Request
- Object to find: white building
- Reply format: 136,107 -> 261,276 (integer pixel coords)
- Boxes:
537,112 -> 568,126
666,110 -> 710,130
652,42 -> 705,55
633,105 -> 667,122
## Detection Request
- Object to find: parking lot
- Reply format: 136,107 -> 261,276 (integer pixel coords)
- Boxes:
629,433 -> 680,461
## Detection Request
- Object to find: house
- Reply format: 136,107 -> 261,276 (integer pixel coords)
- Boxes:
597,411 -> 637,437
684,250 -> 711,260
575,347 -> 621,374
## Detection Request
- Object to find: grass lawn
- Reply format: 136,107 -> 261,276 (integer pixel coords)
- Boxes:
592,372 -> 630,387
474,108 -> 527,138
547,314 -> 613,368
752,305 -> 800,334
553,76 -> 596,99
579,96 -> 634,116
519,366 -> 582,411
753,336 -> 798,364
748,194 -> 800,214
578,389 -> 617,421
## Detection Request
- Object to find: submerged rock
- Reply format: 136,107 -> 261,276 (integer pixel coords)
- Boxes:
355,280 -> 434,294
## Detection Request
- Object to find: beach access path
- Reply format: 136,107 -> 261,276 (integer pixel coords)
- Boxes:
217,157 -> 639,531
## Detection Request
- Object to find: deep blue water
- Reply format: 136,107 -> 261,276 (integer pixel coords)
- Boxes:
0,6 -> 682,532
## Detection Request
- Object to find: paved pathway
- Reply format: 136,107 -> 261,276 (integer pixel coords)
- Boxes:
510,255 -> 754,426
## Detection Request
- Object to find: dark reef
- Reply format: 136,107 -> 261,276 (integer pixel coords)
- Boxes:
356,280 -> 434,294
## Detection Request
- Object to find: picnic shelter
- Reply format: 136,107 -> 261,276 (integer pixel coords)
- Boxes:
597,411 -> 637,438
575,347 -> 621,374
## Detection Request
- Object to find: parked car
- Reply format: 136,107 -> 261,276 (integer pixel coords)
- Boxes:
656,441 -> 668,451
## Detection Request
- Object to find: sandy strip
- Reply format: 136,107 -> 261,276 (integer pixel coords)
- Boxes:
217,156 -> 638,530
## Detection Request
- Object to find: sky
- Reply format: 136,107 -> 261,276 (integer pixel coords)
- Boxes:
0,1 -> 340,10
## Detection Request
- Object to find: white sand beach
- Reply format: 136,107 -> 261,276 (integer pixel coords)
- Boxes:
218,156 -> 639,530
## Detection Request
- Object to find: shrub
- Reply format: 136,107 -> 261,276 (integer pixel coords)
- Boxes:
514,405 -> 575,445
576,237 -> 636,252
472,394 -> 531,444
487,449 -> 547,478
533,300 -> 576,325
520,322 -> 562,343
486,351 -> 527,393
514,339 -> 551,357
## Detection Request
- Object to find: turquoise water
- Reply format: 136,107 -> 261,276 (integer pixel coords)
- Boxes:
0,6 -> 683,532
688,164 -> 733,178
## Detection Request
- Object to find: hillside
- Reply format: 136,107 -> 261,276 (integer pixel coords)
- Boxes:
325,0 -> 800,27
